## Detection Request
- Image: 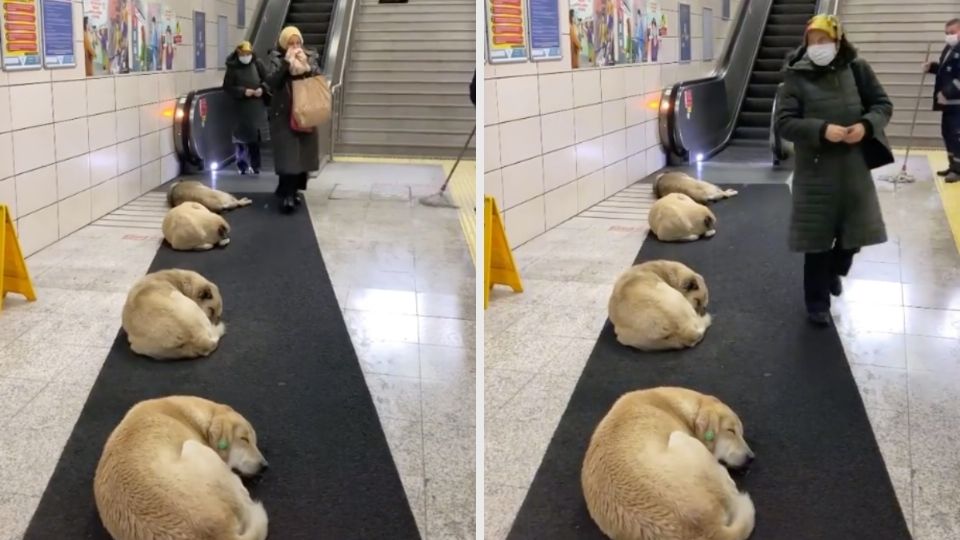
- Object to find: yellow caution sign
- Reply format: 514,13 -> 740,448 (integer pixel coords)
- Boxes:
484,196 -> 523,309
0,205 -> 37,312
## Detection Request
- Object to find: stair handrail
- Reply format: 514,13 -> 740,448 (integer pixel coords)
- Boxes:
327,0 -> 360,156
769,0 -> 837,163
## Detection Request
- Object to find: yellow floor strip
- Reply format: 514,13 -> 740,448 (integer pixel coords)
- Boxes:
333,156 -> 477,264
919,150 -> 960,255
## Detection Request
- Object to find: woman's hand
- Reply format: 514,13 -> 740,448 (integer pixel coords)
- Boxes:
843,123 -> 866,144
824,124 -> 847,143
244,88 -> 255,97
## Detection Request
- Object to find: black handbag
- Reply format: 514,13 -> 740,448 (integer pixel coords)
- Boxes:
849,61 -> 895,170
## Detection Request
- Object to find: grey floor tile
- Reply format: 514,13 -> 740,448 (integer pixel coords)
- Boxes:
419,345 -> 474,383
909,369 -> 960,419
342,310 -> 420,346
850,365 -> 908,413
346,288 -> 418,315
355,341 -> 421,380
483,483 -> 527,540
418,317 -> 475,349
424,477 -> 475,540
842,331 -> 906,369
904,307 -> 960,339
0,492 -> 40,540
423,421 -> 475,483
363,373 -> 422,423
417,292 -> 475,321
0,378 -> 47,427
905,334 -> 960,374
911,467 -> 960,540
380,417 -> 425,480
421,376 -> 475,426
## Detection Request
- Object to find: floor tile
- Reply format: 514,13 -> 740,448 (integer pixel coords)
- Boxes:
419,345 -> 474,382
904,307 -> 960,339
355,341 -> 421,379
342,310 -> 420,345
850,365 -> 908,413
346,288 -> 418,315
483,483 -> 527,540
418,317 -> 475,349
424,477 -> 475,540
363,373 -> 422,423
423,421 -> 475,483
0,378 -> 47,426
0,492 -> 41,540
842,331 -> 906,369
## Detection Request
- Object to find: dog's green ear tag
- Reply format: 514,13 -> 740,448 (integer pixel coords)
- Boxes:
218,439 -> 229,450
704,430 -> 715,442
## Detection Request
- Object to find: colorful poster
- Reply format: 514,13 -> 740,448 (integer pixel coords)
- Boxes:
83,0 -> 131,75
158,4 -> 175,70
485,0 -> 527,63
217,14 -> 226,67
630,0 -> 645,62
41,0 -> 74,67
237,0 -> 244,28
193,10 -> 204,70
1,0 -> 41,70
678,2 -> 690,62
592,0 -> 615,66
569,0 -> 593,68
129,0 -> 160,70
528,0 -> 561,60
645,0 -> 663,62
703,6 -> 713,61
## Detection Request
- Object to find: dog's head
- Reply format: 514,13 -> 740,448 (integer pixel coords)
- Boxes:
679,271 -> 709,316
207,406 -> 269,477
694,395 -> 754,470
193,280 -> 223,324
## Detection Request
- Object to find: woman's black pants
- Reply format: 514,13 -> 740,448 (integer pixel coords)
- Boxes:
276,173 -> 308,197
804,244 -> 859,313
235,142 -> 261,171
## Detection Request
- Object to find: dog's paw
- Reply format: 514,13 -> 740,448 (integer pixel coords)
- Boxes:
217,237 -> 231,247
214,321 -> 226,337
682,234 -> 700,242
237,197 -> 253,206
196,243 -> 215,250
724,189 -> 739,197
704,229 -> 717,238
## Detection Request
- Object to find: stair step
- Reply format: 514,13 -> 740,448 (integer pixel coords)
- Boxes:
770,4 -> 816,14
348,81 -> 473,94
751,71 -> 785,85
845,21 -> 948,33
886,121 -> 939,138
361,4 -> 473,14
286,13 -> 332,23
347,69 -> 473,83
341,117 -> 475,131
765,24 -> 806,37
354,30 -> 472,41
349,60 -> 475,72
353,40 -> 472,52
738,111 -> 772,128
351,50 -> 474,62
842,4 -> 957,16
335,143 -> 476,159
773,0 -> 814,5
341,129 -> 478,147
857,41 -> 940,53
754,58 -> 787,72
344,104 -> 474,119
288,4 -> 334,15
345,92 -> 472,106
746,83 -> 780,98
888,136 -> 943,149
358,21 -> 474,31
359,14 -> 473,23
757,46 -> 794,61
860,52 -> 943,64
761,35 -> 804,48
769,14 -> 812,25
290,22 -> 330,33
743,97 -> 774,112
733,126 -> 770,140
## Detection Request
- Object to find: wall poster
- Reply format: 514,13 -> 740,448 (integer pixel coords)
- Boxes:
217,14 -> 226,68
41,0 -> 74,68
644,0 -> 663,62
569,0 -> 593,68
1,0 -> 42,70
485,0 -> 527,63
159,4 -> 176,70
703,6 -> 713,61
193,10 -> 205,70
678,2 -> 690,63
83,0 -> 131,75
528,0 -> 561,61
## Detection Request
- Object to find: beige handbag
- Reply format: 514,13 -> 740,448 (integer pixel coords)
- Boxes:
290,75 -> 331,132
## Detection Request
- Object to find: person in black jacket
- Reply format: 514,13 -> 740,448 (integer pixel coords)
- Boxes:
222,41 -> 268,175
469,71 -> 475,106
924,18 -> 960,182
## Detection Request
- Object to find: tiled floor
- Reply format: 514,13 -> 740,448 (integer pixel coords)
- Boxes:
0,160 -> 475,540
483,153 -> 960,540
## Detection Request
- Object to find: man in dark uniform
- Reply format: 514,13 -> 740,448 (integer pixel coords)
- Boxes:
924,18 -> 960,182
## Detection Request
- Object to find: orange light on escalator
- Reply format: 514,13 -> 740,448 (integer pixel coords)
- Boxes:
162,108 -> 174,118
650,99 -> 663,110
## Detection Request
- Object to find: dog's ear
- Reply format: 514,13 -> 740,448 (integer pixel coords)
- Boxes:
683,278 -> 699,292
207,411 -> 235,454
199,286 -> 213,300
694,403 -> 721,448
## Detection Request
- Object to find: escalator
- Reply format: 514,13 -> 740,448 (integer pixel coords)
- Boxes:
173,0 -> 355,175
659,0 -> 830,166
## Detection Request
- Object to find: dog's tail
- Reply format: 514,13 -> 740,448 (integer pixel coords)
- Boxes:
715,491 -> 756,540
653,172 -> 665,198
722,188 -> 739,198
166,182 -> 180,207
233,499 -> 268,540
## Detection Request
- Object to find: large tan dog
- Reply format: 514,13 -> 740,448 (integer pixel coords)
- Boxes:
122,269 -> 226,360
608,260 -> 712,351
582,387 -> 756,540
654,171 -> 739,204
649,193 -> 717,242
163,201 -> 231,251
95,396 -> 269,540
167,180 -> 252,212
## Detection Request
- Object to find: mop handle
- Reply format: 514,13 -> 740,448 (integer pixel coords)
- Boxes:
904,42 -> 936,165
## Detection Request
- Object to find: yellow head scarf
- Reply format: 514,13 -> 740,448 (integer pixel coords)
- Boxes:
278,26 -> 303,49
805,14 -> 842,41
236,40 -> 253,53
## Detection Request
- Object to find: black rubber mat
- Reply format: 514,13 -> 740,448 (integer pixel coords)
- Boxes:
508,184 -> 910,540
24,193 -> 420,539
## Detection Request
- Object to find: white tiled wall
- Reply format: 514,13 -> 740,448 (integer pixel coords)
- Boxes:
485,0 -> 741,247
0,0 -> 256,256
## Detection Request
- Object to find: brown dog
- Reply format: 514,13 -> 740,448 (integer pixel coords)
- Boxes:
94,396 -> 269,540
654,171 -> 738,204
167,180 -> 252,212
582,387 -> 756,540
162,201 -> 231,251
648,193 -> 717,242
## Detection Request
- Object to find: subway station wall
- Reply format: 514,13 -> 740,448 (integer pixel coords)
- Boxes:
484,0 -> 741,247
0,0 -> 255,256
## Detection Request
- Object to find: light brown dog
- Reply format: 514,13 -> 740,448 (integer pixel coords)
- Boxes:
649,193 -> 717,242
94,396 -> 269,540
167,180 -> 252,212
582,387 -> 756,540
162,201 -> 231,251
654,171 -> 739,204
122,269 -> 225,360
608,260 -> 712,351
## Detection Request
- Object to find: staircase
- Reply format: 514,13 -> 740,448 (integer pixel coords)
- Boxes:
336,0 -> 475,158
285,0 -> 336,67
841,0 -> 952,149
731,0 -> 816,147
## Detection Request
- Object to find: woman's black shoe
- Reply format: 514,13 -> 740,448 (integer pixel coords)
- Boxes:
830,276 -> 842,297
280,195 -> 297,214
807,311 -> 832,327
295,192 -> 304,206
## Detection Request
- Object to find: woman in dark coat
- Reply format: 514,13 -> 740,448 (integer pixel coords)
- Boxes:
262,26 -> 322,213
222,40 -> 268,175
776,14 -> 893,327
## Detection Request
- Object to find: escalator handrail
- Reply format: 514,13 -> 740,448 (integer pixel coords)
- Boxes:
768,0 -> 838,162
659,0 -> 775,161
329,0 -> 359,154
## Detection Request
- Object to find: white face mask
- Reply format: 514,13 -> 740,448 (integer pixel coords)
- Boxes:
239,54 -> 252,65
807,43 -> 837,67
946,33 -> 959,47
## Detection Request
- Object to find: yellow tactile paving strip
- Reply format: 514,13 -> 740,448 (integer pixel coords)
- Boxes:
333,156 -> 477,265
899,149 -> 960,255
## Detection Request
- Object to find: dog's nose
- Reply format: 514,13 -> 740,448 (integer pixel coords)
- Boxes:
260,460 -> 270,471
745,453 -> 755,465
